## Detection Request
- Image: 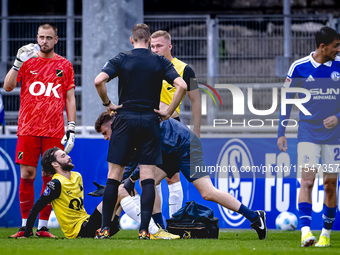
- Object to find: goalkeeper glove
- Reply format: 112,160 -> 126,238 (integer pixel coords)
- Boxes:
88,181 -> 105,197
61,121 -> 75,154
13,43 -> 40,71
123,177 -> 136,196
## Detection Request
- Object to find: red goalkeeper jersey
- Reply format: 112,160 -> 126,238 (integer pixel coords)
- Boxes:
16,54 -> 75,138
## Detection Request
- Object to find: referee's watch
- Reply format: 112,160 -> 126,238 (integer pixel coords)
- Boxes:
103,100 -> 111,107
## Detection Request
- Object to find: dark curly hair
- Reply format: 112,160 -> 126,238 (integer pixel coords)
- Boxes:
41,147 -> 60,175
95,111 -> 114,133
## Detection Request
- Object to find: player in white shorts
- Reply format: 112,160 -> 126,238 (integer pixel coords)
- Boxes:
298,143 -> 340,174
277,26 -> 340,247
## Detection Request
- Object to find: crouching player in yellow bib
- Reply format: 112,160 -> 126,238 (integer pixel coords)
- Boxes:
19,147 -> 120,239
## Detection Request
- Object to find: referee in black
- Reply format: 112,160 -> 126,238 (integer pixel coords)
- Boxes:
94,23 -> 187,239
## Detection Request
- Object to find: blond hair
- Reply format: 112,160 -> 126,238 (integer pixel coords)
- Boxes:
151,30 -> 171,41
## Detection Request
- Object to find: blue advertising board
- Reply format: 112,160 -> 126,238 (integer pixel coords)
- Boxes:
1,137 -> 339,230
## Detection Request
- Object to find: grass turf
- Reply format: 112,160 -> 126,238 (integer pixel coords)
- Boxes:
0,228 -> 339,255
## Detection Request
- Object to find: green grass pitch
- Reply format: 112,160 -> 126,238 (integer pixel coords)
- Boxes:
0,228 -> 339,255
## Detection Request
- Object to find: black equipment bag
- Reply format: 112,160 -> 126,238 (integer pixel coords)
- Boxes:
166,201 -> 219,239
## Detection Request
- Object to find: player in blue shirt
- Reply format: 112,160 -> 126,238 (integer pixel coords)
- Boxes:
94,23 -> 187,239
277,26 -> 340,247
96,111 -> 268,240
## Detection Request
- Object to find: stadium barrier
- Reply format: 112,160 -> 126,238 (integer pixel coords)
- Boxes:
1,126 -> 340,230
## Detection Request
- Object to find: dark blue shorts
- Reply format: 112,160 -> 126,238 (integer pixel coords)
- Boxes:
107,112 -> 162,166
157,135 -> 208,183
122,150 -> 140,181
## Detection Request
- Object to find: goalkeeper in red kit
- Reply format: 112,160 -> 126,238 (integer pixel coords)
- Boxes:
3,23 -> 76,238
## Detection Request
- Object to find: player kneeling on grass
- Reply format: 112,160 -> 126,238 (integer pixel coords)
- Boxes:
17,147 -> 120,239
96,111 -> 268,240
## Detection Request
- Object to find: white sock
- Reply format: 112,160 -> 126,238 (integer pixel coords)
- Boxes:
156,184 -> 163,206
120,196 -> 159,234
38,220 -> 48,230
132,193 -> 141,208
22,219 -> 27,227
168,182 -> 183,217
301,226 -> 311,237
320,228 -> 331,238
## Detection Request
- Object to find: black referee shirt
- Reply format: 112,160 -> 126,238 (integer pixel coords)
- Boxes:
102,48 -> 180,112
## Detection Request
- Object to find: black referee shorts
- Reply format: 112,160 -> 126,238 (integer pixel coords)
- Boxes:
107,112 -> 162,166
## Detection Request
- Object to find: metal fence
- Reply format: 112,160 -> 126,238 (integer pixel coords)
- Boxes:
217,15 -> 332,83
1,14 -> 339,126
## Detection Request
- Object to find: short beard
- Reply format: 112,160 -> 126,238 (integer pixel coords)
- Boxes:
41,47 -> 53,54
59,161 -> 74,171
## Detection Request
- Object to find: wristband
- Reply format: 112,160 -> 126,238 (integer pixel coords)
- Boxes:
12,66 -> 20,71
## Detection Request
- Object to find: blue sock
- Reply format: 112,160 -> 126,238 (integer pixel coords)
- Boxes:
152,212 -> 165,229
237,204 -> 258,222
298,202 -> 312,227
322,204 -> 336,230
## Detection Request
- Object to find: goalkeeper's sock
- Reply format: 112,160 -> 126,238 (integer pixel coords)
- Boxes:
120,195 -> 158,234
101,179 -> 120,229
39,176 -> 52,221
322,204 -> 336,230
37,220 -> 48,230
152,212 -> 165,229
140,179 -> 155,232
19,178 -> 35,221
168,182 -> 183,216
298,202 -> 312,228
237,204 -> 258,222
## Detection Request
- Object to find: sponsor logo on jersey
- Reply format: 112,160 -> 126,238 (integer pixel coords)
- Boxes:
30,70 -> 38,75
43,186 -> 51,196
305,75 -> 315,82
310,88 -> 339,100
56,69 -> 63,77
331,71 -> 340,82
66,190 -> 72,195
0,148 -> 18,219
17,151 -> 23,160
29,82 -> 61,98
48,181 -> 55,190
215,139 -> 255,227
283,77 -> 292,88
